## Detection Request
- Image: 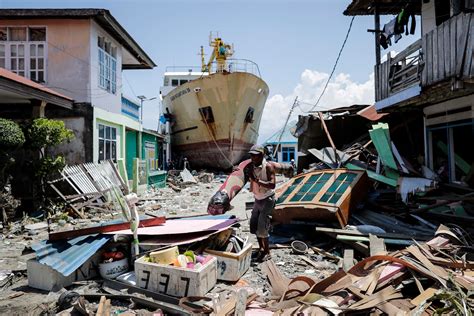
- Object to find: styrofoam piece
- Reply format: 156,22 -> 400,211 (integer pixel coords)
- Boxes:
135,255 -> 217,297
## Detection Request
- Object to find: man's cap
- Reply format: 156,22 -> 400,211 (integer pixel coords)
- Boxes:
249,144 -> 265,155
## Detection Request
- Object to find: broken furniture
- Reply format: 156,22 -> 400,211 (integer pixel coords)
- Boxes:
273,169 -> 368,227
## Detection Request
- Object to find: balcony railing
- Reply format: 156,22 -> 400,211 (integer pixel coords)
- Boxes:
375,12 -> 474,103
375,39 -> 422,102
422,12 -> 473,87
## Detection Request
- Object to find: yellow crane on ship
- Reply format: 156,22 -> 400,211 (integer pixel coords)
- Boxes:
201,34 -> 233,73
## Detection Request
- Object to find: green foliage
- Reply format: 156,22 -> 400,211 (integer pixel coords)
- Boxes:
0,118 -> 25,148
35,156 -> 66,179
27,118 -> 74,149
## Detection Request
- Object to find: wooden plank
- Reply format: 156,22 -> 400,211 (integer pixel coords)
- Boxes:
410,287 -> 438,306
96,296 -> 106,316
342,249 -> 354,272
234,288 -> 248,316
465,15 -> 474,78
384,59 -> 389,97
422,33 -> 428,85
48,216 -> 166,241
450,16 -> 457,79
260,260 -> 290,297
374,65 -> 380,101
315,227 -> 431,240
444,18 -> 451,77
432,27 -> 439,83
336,235 -> 414,246
104,299 -> 111,316
437,22 -> 445,79
426,31 -> 433,85
369,234 -> 386,256
456,13 -> 467,76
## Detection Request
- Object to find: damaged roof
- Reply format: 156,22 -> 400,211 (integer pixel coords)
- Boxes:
0,68 -> 73,108
0,9 -> 156,69
344,0 -> 421,16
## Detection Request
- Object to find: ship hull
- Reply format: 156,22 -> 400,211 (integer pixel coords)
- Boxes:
163,72 -> 269,170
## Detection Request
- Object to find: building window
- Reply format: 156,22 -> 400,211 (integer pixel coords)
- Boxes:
428,121 -> 474,183
282,146 -> 295,162
98,123 -> 117,162
98,36 -> 117,94
171,79 -> 179,86
0,26 -> 46,82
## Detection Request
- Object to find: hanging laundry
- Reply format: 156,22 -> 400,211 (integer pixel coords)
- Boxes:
379,9 -> 416,49
379,18 -> 397,49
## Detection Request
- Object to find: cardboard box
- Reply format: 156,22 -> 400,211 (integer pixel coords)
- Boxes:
204,242 -> 252,281
135,256 -> 217,297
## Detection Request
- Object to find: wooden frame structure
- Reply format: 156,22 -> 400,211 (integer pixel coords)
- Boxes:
273,169 -> 368,228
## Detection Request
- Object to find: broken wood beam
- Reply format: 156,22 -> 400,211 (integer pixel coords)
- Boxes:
48,217 -> 166,241
411,192 -> 474,215
315,227 -> 431,241
336,235 -> 414,246
317,111 -> 339,166
343,249 -> 355,272
369,234 -> 387,256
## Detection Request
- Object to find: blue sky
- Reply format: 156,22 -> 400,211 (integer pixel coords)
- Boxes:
1,0 -> 420,141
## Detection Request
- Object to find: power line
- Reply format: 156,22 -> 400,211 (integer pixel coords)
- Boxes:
307,16 -> 355,113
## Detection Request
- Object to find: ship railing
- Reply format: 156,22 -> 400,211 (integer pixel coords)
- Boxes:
164,59 -> 262,78
164,66 -> 203,73
210,59 -> 262,77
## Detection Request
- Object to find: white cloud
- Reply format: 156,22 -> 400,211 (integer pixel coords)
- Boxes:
258,70 -> 374,143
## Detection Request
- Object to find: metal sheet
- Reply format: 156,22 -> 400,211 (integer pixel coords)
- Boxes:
107,218 -> 238,236
31,234 -> 111,277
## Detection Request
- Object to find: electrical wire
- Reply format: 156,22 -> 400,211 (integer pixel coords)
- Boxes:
306,16 -> 356,113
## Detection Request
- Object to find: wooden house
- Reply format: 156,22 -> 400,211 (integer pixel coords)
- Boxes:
345,0 -> 474,185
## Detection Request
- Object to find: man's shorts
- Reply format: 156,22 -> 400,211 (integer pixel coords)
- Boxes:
249,195 -> 275,238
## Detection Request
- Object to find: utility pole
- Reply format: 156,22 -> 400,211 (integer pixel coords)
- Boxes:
272,96 -> 298,160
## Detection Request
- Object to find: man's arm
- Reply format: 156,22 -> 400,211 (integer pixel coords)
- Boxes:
256,164 -> 276,189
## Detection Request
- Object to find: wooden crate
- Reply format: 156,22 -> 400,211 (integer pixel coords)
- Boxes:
135,255 -> 217,297
204,243 -> 252,282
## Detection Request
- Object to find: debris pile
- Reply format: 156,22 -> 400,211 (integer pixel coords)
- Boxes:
262,225 -> 474,315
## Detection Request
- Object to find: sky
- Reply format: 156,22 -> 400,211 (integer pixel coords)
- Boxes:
1,0 -> 420,142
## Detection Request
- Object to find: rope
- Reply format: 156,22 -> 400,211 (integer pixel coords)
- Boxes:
202,119 -> 234,167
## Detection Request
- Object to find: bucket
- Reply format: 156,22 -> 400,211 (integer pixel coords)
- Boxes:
99,258 -> 129,279
149,246 -> 179,265
291,240 -> 308,255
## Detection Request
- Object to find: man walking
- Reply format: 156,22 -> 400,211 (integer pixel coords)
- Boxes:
244,144 -> 276,262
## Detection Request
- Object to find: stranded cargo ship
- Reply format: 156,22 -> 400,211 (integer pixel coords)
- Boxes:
160,35 -> 269,169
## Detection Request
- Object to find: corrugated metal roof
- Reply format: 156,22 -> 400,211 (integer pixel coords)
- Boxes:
31,234 -> 111,277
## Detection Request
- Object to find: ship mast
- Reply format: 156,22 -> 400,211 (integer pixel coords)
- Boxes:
202,33 -> 233,73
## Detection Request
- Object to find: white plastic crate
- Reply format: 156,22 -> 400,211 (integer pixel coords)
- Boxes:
134,255 -> 217,297
204,243 -> 252,281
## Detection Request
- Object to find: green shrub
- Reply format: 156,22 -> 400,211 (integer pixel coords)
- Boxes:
0,118 -> 25,148
27,118 -> 74,149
